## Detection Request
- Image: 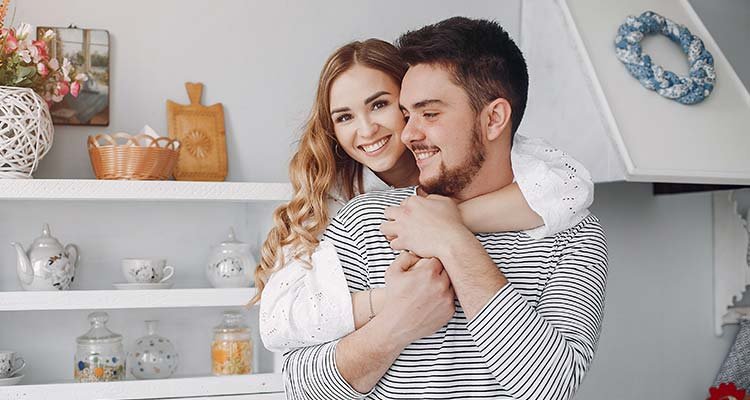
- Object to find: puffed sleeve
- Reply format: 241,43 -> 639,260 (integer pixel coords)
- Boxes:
259,240 -> 355,353
511,134 -> 594,239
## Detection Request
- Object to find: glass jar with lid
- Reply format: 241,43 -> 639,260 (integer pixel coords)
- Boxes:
211,310 -> 252,375
74,311 -> 126,382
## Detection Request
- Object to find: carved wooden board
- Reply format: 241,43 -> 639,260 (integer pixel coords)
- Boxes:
167,82 -> 227,181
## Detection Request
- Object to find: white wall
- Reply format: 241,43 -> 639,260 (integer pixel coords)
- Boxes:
4,0 -> 750,398
15,0 -> 520,182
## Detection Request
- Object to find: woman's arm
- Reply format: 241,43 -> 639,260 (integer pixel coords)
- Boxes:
459,182 -> 543,233
351,288 -> 385,329
460,135 -> 594,237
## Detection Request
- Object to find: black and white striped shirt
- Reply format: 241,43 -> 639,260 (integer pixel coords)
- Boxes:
283,187 -> 608,400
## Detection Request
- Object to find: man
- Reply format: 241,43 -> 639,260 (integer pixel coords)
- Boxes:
283,17 -> 608,400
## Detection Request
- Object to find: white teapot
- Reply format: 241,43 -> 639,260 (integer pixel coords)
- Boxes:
206,228 -> 255,288
12,223 -> 80,291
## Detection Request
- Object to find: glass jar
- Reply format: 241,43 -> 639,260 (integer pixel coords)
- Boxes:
129,320 -> 179,379
211,311 -> 252,375
74,312 -> 126,382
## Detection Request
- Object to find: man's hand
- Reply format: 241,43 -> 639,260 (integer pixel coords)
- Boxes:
381,194 -> 474,259
379,252 -> 455,347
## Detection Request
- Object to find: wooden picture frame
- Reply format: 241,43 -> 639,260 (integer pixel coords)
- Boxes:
36,26 -> 110,126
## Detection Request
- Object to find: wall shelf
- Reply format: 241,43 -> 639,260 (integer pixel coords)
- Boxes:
0,373 -> 283,400
712,191 -> 750,335
0,288 -> 257,311
0,179 -> 291,202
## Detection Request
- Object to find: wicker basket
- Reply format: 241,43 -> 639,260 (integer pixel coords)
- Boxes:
88,133 -> 181,180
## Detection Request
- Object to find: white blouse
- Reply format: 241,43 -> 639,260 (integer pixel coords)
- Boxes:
259,134 -> 593,353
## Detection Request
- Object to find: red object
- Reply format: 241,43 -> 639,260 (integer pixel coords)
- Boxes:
709,382 -> 747,400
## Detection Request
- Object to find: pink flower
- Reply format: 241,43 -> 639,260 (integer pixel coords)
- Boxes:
32,40 -> 48,60
56,81 -> 70,97
4,31 -> 17,54
70,81 -> 80,97
37,62 -> 49,77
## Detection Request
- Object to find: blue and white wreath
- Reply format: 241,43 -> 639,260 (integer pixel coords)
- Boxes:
614,11 -> 715,105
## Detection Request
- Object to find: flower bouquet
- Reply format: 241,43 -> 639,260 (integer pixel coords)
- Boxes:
0,22 -> 86,104
0,5 -> 89,177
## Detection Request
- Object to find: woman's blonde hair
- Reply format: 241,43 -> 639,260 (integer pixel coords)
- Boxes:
251,39 -> 407,304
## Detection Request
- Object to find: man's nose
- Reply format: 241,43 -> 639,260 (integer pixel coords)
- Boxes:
400,118 -> 423,145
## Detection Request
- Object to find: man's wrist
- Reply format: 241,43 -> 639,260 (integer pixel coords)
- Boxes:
438,227 -> 477,262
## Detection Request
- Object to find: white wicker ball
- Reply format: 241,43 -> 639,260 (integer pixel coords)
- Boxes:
0,86 -> 54,178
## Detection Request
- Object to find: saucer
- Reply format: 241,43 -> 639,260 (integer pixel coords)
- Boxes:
112,282 -> 174,290
0,374 -> 23,386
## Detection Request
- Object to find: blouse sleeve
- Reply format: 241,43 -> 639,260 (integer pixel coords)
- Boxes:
259,240 -> 355,353
511,134 -> 594,239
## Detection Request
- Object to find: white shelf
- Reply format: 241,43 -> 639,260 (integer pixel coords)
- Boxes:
0,179 -> 291,202
0,373 -> 284,400
0,288 -> 257,311
712,191 -> 750,335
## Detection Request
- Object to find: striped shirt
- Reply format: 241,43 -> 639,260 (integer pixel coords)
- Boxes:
283,186 -> 608,400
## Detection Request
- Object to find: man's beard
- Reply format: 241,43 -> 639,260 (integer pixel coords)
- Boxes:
420,121 -> 485,197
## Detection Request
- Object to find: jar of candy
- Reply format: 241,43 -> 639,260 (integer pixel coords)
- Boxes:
74,312 -> 126,382
211,310 -> 252,375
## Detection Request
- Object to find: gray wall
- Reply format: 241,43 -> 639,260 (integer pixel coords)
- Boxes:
6,0 -> 750,398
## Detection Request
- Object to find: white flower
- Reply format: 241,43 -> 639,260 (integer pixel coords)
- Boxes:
42,29 -> 56,41
75,73 -> 88,81
61,58 -> 72,82
28,44 -> 41,64
48,58 -> 59,71
18,49 -> 31,63
17,23 -> 32,40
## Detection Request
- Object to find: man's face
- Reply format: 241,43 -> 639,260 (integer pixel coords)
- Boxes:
400,64 -> 485,197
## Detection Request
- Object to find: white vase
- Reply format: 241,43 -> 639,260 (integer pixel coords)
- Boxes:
0,86 -> 54,179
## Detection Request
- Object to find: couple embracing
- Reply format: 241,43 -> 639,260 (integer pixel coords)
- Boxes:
253,16 -> 608,400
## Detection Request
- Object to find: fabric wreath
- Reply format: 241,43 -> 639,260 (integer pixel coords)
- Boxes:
614,10 -> 715,104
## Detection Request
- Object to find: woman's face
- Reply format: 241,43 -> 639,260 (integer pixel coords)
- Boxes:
329,65 -> 411,176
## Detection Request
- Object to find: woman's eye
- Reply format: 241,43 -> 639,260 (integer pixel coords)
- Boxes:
335,114 -> 352,123
424,112 -> 438,119
403,114 -> 410,123
372,100 -> 388,110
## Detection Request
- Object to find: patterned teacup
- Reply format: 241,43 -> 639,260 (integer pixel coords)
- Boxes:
0,350 -> 25,378
122,258 -> 174,284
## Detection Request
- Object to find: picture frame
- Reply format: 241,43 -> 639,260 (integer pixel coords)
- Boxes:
36,26 -> 110,126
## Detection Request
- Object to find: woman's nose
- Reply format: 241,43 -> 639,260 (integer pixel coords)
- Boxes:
357,117 -> 378,138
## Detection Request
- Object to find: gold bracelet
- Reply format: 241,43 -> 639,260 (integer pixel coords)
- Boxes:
368,289 -> 376,321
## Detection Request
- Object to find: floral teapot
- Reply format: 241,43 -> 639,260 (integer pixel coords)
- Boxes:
206,228 -> 255,288
11,223 -> 80,291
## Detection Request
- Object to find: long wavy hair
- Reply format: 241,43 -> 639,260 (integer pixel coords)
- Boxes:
251,39 -> 407,304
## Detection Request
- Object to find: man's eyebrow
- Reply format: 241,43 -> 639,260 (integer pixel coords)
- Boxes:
410,99 -> 446,110
365,91 -> 390,105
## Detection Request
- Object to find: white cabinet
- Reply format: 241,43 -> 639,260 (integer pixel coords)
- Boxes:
0,179 -> 290,399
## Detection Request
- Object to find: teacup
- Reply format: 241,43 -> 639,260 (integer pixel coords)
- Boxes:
122,258 -> 174,284
0,351 -> 25,378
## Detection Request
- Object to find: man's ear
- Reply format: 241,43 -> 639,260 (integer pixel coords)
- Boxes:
483,98 -> 512,142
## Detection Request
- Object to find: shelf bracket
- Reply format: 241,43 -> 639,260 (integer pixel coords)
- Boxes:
713,190 -> 750,335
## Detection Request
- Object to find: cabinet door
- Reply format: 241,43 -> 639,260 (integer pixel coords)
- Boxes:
520,0 -> 626,183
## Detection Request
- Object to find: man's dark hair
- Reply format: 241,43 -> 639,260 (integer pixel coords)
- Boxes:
396,17 -> 529,137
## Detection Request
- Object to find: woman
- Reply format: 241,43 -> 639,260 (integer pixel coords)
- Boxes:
254,39 -> 593,352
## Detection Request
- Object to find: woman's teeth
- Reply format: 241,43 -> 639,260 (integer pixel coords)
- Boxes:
362,137 -> 389,153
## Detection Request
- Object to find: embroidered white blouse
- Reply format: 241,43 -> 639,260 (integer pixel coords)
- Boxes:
259,134 -> 593,352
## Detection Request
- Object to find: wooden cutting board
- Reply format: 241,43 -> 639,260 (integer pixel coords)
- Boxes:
167,82 -> 227,181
